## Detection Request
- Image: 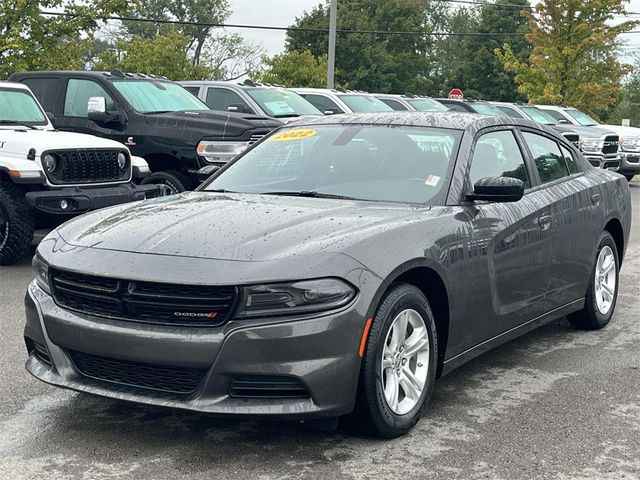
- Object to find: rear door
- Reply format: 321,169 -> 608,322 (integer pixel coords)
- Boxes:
519,129 -> 601,308
457,128 -> 552,340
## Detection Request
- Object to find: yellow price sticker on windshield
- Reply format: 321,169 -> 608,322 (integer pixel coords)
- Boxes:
272,129 -> 316,141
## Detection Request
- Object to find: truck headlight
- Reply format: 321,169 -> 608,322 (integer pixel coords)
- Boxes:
620,137 -> 640,152
197,141 -> 249,163
42,154 -> 57,173
235,278 -> 356,319
117,152 -> 127,170
578,138 -> 603,153
32,255 -> 51,295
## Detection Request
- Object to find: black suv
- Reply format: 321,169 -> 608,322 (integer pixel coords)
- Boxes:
10,70 -> 283,192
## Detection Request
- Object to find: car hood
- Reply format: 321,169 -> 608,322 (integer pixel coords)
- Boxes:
0,129 -> 128,158
143,110 -> 282,138
599,124 -> 640,139
55,192 -> 425,262
567,125 -> 616,138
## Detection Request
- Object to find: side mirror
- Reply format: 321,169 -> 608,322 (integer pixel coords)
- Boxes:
88,96 -> 106,115
87,96 -> 124,126
197,165 -> 221,183
557,119 -> 569,124
466,176 -> 524,203
228,104 -> 247,113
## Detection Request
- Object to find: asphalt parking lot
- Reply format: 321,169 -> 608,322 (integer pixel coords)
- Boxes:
1,181 -> 639,480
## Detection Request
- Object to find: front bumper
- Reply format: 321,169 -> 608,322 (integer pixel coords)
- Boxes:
583,153 -> 621,171
24,281 -> 364,419
25,183 -> 160,215
618,152 -> 640,175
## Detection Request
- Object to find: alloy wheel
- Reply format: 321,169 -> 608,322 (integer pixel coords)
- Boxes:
594,245 -> 616,315
381,308 -> 430,415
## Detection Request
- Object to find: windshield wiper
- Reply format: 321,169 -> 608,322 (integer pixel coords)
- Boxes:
272,114 -> 301,118
144,110 -> 172,114
208,188 -> 239,193
0,120 -> 38,130
259,191 -> 360,200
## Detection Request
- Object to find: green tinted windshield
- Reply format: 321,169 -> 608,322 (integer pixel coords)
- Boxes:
520,106 -> 558,125
340,95 -> 394,112
113,80 -> 209,113
204,125 -> 461,204
246,88 -> 321,117
0,90 -> 47,124
566,109 -> 598,126
407,99 -> 448,112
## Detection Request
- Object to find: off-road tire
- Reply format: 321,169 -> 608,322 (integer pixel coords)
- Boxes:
351,283 -> 437,438
140,170 -> 193,194
568,231 -> 619,330
0,181 -> 35,265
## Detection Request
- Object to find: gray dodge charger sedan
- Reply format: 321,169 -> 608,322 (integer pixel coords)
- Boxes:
25,112 -> 631,438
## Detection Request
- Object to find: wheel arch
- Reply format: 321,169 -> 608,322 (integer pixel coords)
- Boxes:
367,259 -> 450,378
604,217 -> 624,266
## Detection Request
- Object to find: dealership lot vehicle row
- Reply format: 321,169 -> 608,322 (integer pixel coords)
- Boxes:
0,182 -> 638,479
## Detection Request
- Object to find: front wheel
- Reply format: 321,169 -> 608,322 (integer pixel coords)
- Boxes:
0,181 -> 34,265
568,231 -> 619,330
140,170 -> 193,195
352,283 -> 437,438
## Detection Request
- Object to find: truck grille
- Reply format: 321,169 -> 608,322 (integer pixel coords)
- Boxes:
68,349 -> 206,395
50,269 -> 237,327
602,135 -> 619,155
44,149 -> 130,185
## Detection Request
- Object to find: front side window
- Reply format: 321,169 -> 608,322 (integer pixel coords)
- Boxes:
246,88 -> 321,117
113,80 -> 208,113
469,130 -> 530,189
522,132 -> 569,183
64,79 -> 115,117
408,99 -> 449,112
339,95 -> 393,113
204,125 -> 462,204
565,109 -> 599,126
496,106 -> 525,119
205,87 -> 252,113
520,107 -> 557,125
302,94 -> 343,114
472,103 -> 510,118
0,89 -> 48,125
540,108 -> 571,124
439,101 -> 469,113
379,98 -> 409,111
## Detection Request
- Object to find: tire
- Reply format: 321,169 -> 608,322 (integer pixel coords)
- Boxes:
0,181 -> 35,266
568,231 -> 619,330
352,283 -> 438,438
140,170 -> 193,194
624,174 -> 635,182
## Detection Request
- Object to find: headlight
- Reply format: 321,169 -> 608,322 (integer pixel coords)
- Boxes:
42,154 -> 57,173
197,141 -> 249,163
578,138 -> 603,153
235,278 -> 356,318
117,152 -> 127,170
620,137 -> 640,152
32,255 -> 51,295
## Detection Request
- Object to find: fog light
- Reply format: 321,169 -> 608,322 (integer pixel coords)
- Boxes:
60,199 -> 68,210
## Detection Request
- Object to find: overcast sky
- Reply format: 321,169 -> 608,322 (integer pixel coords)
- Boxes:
225,0 -> 640,60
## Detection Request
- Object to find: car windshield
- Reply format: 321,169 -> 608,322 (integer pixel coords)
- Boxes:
520,106 -> 558,125
566,109 -> 599,126
340,95 -> 394,112
204,124 -> 461,204
407,99 -> 449,112
113,80 -> 209,113
472,103 -> 510,117
0,89 -> 48,125
246,88 -> 322,117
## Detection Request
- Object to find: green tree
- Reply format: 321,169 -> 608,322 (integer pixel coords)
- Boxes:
253,50 -> 328,87
609,57 -> 640,126
0,0 -> 128,79
496,0 -> 636,116
285,0 -> 448,93
95,31 -> 211,80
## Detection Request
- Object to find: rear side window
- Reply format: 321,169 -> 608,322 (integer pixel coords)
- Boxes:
301,94 -> 344,114
64,79 -> 115,117
560,145 -> 579,174
379,98 -> 409,111
183,86 -> 200,96
469,130 -> 530,189
205,87 -> 253,114
522,132 -> 569,183
21,78 -> 58,112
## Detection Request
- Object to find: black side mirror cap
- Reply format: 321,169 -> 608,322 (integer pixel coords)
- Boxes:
88,110 -> 125,126
466,176 -> 524,203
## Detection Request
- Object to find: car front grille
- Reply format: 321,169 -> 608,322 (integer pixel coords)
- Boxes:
68,349 -> 206,395
50,269 -> 237,327
602,135 -> 619,155
229,375 -> 310,399
44,149 -> 130,185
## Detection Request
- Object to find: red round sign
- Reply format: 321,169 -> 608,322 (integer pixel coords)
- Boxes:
448,88 -> 464,99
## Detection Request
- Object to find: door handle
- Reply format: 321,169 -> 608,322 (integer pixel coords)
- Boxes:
591,193 -> 601,204
538,214 -> 551,230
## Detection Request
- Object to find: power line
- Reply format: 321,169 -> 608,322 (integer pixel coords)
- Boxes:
39,10 -> 640,37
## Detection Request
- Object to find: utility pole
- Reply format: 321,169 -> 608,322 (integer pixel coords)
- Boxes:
327,0 -> 337,89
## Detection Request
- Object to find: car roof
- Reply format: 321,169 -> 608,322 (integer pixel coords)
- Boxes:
10,70 -> 172,82
178,80 -> 285,89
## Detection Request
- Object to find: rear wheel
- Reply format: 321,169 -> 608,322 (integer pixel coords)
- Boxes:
0,181 -> 34,265
352,283 -> 437,438
624,174 -> 635,181
140,170 -> 193,194
568,231 -> 619,330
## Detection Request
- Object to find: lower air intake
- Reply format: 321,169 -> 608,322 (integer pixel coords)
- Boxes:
229,375 -> 310,399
